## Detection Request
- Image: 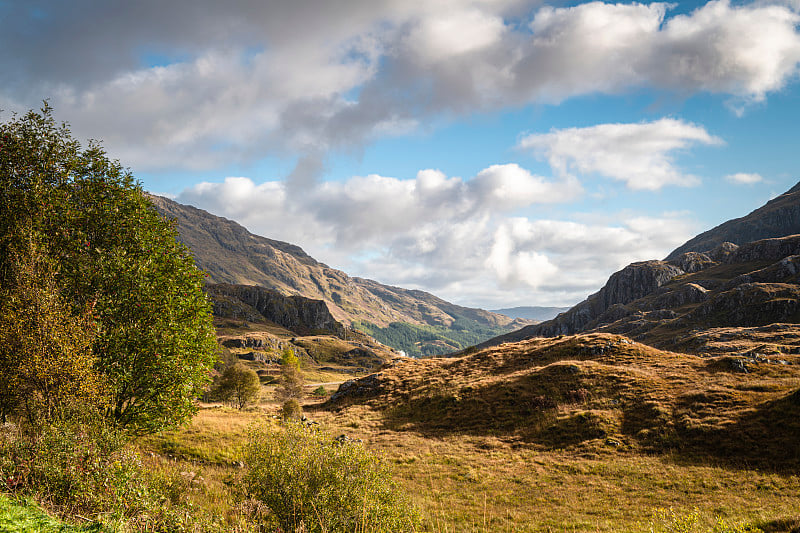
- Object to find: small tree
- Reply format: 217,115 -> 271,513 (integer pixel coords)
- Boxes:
212,363 -> 261,409
274,348 -> 304,404
243,422 -> 419,532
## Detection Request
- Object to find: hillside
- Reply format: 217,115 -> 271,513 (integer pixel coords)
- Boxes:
479,182 -> 800,355
326,332 -> 800,470
151,195 -> 529,356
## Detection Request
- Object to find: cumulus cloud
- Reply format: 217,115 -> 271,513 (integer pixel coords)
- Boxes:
2,0 -> 799,170
725,172 -> 764,184
518,119 -> 723,190
176,163 -> 694,308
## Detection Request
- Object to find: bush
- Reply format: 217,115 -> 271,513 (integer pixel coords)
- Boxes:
281,399 -> 302,421
0,420 -> 221,531
312,385 -> 328,397
243,422 -> 418,533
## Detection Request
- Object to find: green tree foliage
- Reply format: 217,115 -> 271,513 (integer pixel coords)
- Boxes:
0,233 -> 106,426
275,348 -> 304,403
212,363 -> 261,409
243,422 -> 419,532
0,105 -> 218,434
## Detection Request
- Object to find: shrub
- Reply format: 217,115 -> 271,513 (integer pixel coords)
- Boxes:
0,420 -> 221,531
312,385 -> 328,397
243,421 -> 418,533
281,399 -> 302,421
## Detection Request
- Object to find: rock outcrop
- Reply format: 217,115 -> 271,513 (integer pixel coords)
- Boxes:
207,283 -> 345,337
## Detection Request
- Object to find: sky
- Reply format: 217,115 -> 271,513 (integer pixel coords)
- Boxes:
3,0 -> 800,309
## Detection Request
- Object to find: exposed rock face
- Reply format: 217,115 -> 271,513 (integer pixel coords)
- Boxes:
480,237 -> 800,354
207,283 -> 345,337
725,234 -> 800,263
666,182 -> 800,260
671,252 -> 716,273
491,260 -> 686,342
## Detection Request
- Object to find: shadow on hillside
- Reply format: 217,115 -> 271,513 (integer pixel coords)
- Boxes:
380,369 -> 800,471
667,388 -> 800,472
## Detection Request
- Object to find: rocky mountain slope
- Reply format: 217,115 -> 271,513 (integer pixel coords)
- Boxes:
209,285 -> 396,373
667,182 -> 800,259
151,195 -> 528,356
479,183 -> 800,355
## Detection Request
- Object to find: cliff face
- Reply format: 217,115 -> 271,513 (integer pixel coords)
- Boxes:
480,234 -> 800,355
666,182 -> 800,260
206,283 -> 345,337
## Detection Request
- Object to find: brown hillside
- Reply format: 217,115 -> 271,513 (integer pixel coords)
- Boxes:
150,194 -> 521,329
325,333 -> 800,469
481,234 -> 800,356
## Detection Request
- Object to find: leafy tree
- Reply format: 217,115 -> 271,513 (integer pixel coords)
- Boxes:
0,104 -> 218,434
212,363 -> 261,409
0,232 -> 106,426
274,348 -> 304,404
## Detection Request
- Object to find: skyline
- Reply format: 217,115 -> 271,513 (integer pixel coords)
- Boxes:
3,0 -> 800,308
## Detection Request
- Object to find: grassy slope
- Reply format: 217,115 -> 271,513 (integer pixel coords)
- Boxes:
137,398 -> 800,533
0,494 -> 102,532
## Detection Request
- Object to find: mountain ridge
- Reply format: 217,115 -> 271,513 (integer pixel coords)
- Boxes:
477,181 -> 800,355
666,183 -> 800,260
150,195 -> 529,356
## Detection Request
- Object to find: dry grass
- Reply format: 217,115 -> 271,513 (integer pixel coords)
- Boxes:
133,333 -> 800,531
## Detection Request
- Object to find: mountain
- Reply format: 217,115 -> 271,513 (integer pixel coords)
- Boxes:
491,306 -> 570,321
478,182 -> 800,356
150,195 -> 529,356
666,182 -> 800,260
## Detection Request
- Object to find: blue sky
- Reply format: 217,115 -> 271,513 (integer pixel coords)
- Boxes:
3,0 -> 800,308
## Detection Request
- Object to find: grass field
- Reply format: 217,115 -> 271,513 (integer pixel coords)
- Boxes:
138,395 -> 800,532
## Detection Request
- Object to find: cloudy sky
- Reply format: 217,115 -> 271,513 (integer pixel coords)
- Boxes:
4,0 -> 800,309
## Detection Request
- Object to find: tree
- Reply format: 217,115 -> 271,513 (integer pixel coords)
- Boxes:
0,232 -> 106,426
0,105 -> 218,434
212,363 -> 261,409
274,348 -> 304,404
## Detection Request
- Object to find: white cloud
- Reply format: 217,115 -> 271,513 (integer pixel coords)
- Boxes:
176,162 -> 695,308
3,1 -> 800,171
518,118 -> 723,190
725,172 -> 764,184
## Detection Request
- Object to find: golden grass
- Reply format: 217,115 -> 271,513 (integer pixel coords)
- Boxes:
134,333 -> 800,532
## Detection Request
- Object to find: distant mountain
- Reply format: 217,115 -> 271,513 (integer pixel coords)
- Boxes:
666,182 -> 800,260
478,181 -> 800,355
150,195 -> 529,356
491,306 -> 570,322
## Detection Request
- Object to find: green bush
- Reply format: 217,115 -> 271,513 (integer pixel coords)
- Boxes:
243,422 -> 418,533
312,385 -> 328,397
